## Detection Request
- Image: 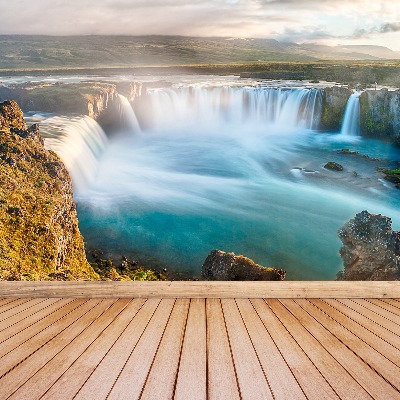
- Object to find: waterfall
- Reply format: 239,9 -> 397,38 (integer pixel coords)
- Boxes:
340,92 -> 361,136
118,94 -> 141,133
143,86 -> 322,133
41,115 -> 108,192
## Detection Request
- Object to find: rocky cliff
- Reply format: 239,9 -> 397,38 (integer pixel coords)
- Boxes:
360,89 -> 400,144
0,100 -> 98,280
337,210 -> 400,280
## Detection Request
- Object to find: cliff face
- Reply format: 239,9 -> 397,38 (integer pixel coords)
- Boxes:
360,89 -> 400,143
337,211 -> 400,281
319,86 -> 351,131
0,100 -> 98,280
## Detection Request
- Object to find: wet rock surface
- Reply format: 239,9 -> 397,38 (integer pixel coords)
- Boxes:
201,250 -> 286,281
338,210 -> 400,280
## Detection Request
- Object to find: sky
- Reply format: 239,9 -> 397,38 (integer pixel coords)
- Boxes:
1,0 -> 400,50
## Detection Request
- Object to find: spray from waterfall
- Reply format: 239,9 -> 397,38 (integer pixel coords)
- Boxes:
340,91 -> 362,136
41,115 -> 108,192
118,94 -> 141,133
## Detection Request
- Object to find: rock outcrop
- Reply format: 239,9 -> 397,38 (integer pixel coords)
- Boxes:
0,100 -> 98,280
319,86 -> 351,131
201,250 -> 286,281
359,89 -> 400,144
337,210 -> 400,280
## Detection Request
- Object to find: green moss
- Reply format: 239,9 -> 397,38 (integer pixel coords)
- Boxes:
324,161 -> 344,171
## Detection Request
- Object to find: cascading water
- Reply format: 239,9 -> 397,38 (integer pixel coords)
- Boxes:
340,92 -> 361,136
41,80 -> 399,280
40,115 -> 108,192
144,86 -> 322,132
118,94 -> 141,133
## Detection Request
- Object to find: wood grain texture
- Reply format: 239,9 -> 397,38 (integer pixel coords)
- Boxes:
174,299 -> 207,400
0,281 -> 399,298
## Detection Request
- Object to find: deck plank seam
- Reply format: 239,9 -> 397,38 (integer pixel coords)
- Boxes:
250,299 -> 307,399
170,299 -> 191,400
104,298 -> 162,399
235,298 -> 275,400
5,299 -> 116,398
305,299 -> 400,394
0,298 -> 78,351
330,299 -> 400,353
265,299 -> 341,399
138,298 -> 177,400
0,299 -> 19,310
0,299 -> 98,380
381,299 -> 400,310
0,299 -> 59,333
0,299 -> 29,314
0,299 -> 48,324
220,298 -> 242,400
371,299 -> 400,319
0,299 -> 38,319
40,299 -> 135,400
70,299 -> 147,400
361,299 -> 400,324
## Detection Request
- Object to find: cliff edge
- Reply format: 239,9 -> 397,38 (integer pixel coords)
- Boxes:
0,100 -> 98,280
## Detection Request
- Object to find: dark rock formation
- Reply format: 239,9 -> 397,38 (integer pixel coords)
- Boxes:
324,161 -> 344,171
337,210 -> 400,280
359,89 -> 400,144
201,250 -> 286,281
0,100 -> 98,280
319,86 -> 351,131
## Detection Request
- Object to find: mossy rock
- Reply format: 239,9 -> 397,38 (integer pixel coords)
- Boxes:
324,161 -> 344,171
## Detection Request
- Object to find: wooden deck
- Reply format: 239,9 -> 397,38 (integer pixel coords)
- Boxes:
0,282 -> 399,399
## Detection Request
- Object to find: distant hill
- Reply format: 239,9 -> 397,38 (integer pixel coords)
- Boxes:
0,35 -> 399,70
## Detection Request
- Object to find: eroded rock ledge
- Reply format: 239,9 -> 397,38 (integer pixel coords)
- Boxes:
0,100 -> 98,280
201,250 -> 286,281
337,210 -> 400,281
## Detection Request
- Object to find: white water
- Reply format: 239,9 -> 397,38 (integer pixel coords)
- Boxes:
144,86 -> 322,132
118,94 -> 141,133
41,116 -> 108,191
340,91 -> 361,136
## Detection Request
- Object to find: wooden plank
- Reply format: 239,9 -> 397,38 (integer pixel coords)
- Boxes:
236,299 -> 305,400
140,299 -> 190,400
0,300 -> 114,399
206,299 -> 240,400
107,299 -> 175,400
328,299 -> 400,349
73,299 -> 161,399
282,299 -> 395,399
40,299 -> 146,400
364,299 -> 400,323
270,299 -> 371,400
221,298 -> 273,400
10,299 -> 131,399
0,298 -> 59,332
0,281 -> 400,298
0,298 -> 72,342
0,299 -> 96,378
0,299 -> 75,357
311,299 -> 400,367
252,299 -> 339,400
0,299 -> 47,322
301,299 -> 400,392
0,299 -> 33,314
382,299 -> 400,309
174,299 -> 207,400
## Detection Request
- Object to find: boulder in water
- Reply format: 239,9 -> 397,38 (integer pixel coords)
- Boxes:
337,210 -> 400,280
324,161 -> 344,171
201,250 -> 286,281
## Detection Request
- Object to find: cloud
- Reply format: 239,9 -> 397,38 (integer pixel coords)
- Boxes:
380,22 -> 400,33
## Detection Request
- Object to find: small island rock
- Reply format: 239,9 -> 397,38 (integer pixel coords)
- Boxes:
201,250 -> 286,281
